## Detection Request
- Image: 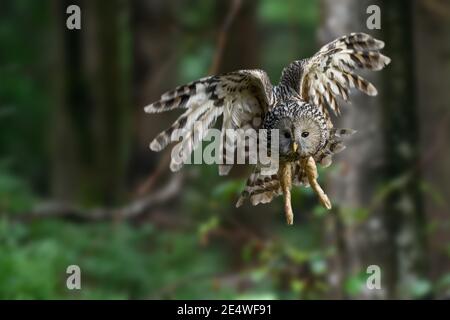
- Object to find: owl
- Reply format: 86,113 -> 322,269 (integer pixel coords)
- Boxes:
145,33 -> 390,224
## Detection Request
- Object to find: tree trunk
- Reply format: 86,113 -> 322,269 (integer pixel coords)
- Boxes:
321,0 -> 426,299
414,0 -> 450,298
50,0 -> 85,201
51,0 -> 131,205
381,0 -> 427,298
320,0 -> 389,299
86,0 -> 131,205
217,0 -> 261,73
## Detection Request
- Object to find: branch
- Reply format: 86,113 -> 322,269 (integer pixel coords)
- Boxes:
21,174 -> 183,223
208,0 -> 242,74
135,150 -> 173,195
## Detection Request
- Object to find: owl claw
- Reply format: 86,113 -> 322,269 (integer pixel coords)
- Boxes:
279,162 -> 295,225
306,156 -> 333,211
320,193 -> 332,210
283,191 -> 294,225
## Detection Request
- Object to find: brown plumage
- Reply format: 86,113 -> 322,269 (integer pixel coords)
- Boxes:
144,33 -> 390,224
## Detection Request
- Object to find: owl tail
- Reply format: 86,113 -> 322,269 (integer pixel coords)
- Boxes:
236,162 -> 308,207
314,128 -> 356,167
236,167 -> 282,208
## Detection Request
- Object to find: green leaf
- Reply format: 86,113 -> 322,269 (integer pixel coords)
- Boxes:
344,273 -> 367,297
409,279 -> 432,298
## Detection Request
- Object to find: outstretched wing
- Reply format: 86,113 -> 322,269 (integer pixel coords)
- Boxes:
293,33 -> 391,122
144,69 -> 273,173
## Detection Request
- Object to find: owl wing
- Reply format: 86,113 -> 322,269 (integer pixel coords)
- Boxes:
297,33 -> 390,122
144,69 -> 273,173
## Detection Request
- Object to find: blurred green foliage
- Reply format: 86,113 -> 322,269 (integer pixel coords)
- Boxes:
1,0 -> 449,300
0,1 -> 50,187
0,0 -> 334,300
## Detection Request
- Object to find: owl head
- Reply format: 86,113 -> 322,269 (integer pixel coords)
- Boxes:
263,100 -> 329,160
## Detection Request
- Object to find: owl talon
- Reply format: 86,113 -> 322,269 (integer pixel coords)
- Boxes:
280,162 -> 294,225
320,193 -> 332,210
306,156 -> 333,210
283,189 -> 294,225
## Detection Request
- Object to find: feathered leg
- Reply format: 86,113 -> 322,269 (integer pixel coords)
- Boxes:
305,157 -> 332,210
279,163 -> 294,225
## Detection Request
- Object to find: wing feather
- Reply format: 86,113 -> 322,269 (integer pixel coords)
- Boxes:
298,33 -> 390,118
145,69 -> 273,173
236,161 -> 312,207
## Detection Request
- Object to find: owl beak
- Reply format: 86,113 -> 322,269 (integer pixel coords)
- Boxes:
292,142 -> 299,153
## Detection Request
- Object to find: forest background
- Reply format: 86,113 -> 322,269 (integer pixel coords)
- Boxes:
1,0 -> 449,299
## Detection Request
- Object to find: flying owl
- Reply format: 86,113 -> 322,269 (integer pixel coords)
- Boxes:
144,33 -> 390,224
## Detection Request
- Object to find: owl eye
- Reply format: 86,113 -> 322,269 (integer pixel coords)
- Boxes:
284,131 -> 291,139
301,131 -> 310,138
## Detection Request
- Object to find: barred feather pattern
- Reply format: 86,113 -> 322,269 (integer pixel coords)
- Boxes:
279,32 -> 391,121
236,128 -> 355,207
145,32 -> 390,210
314,128 -> 356,167
236,161 -> 309,207
262,99 -> 329,157
145,69 -> 274,172
170,105 -> 223,171
235,166 -> 282,208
